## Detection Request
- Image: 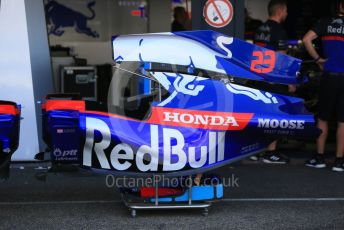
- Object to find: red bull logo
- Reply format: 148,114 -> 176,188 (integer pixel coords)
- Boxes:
82,117 -> 226,172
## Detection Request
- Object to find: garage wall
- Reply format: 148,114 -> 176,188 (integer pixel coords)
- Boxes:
53,41 -> 113,65
47,0 -> 151,65
245,0 -> 270,22
148,0 -> 171,33
0,0 -> 53,160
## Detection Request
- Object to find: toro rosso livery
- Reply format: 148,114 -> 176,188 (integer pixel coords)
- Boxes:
0,101 -> 21,179
42,30 -> 318,176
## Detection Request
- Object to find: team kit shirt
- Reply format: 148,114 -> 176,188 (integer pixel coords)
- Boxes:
312,16 -> 344,73
254,19 -> 288,51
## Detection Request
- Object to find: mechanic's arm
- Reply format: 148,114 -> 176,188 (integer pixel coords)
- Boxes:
302,30 -> 326,69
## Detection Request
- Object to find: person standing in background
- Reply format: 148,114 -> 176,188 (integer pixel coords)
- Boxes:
303,0 -> 344,172
252,0 -> 294,164
254,0 -> 288,51
172,6 -> 188,32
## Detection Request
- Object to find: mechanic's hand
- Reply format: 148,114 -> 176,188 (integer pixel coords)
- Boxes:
288,85 -> 297,93
316,58 -> 327,71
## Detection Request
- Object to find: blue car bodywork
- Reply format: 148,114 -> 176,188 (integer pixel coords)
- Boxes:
42,30 -> 319,176
0,100 -> 21,179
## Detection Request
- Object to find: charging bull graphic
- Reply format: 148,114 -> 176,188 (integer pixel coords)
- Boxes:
112,34 -> 233,78
151,72 -> 207,106
112,32 -> 283,105
152,72 -> 279,106
45,0 -> 99,38
112,31 -> 301,84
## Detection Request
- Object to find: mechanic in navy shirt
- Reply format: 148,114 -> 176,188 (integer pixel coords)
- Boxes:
251,0 -> 294,164
254,0 -> 288,51
172,7 -> 187,32
303,0 -> 344,172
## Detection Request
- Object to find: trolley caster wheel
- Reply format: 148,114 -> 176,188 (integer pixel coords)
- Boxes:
202,208 -> 208,216
130,209 -> 136,218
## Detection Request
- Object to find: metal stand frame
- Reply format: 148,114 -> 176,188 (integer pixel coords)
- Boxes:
121,175 -> 212,218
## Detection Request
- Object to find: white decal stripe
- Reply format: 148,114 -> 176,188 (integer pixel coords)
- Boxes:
216,36 -> 233,58
158,91 -> 177,106
226,83 -> 278,104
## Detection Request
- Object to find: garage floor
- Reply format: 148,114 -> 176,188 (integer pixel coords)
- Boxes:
0,146 -> 343,230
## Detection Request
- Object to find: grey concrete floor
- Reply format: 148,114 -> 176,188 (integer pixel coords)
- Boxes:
0,147 -> 343,230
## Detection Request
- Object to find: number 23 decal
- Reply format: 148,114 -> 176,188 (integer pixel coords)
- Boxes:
250,50 -> 276,73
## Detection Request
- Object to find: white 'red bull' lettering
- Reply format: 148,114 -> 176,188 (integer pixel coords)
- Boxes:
188,146 -> 207,168
82,117 -> 226,172
217,132 -> 225,161
327,25 -> 344,34
162,128 -> 187,171
209,132 -> 216,164
135,125 -> 159,171
83,117 -> 111,169
110,143 -> 133,171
